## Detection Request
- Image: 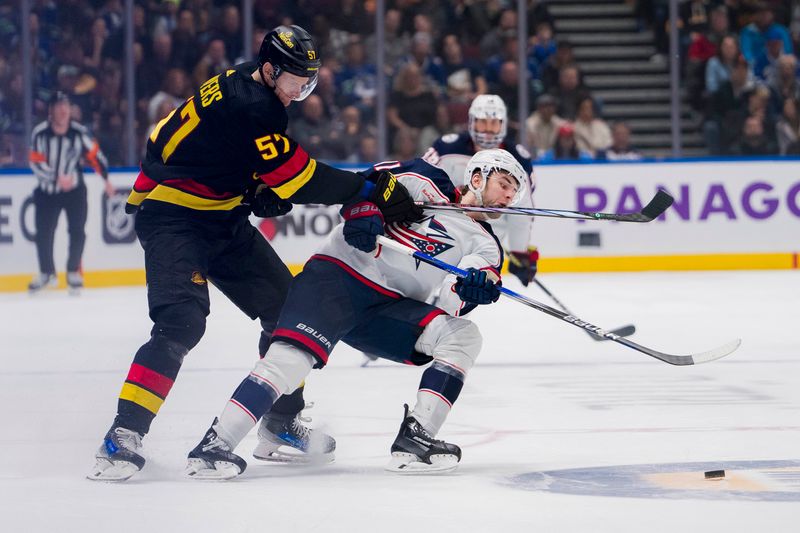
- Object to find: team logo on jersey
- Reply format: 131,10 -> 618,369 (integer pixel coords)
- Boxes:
389,216 -> 454,270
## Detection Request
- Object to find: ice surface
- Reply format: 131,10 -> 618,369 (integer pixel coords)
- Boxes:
1,271 -> 798,532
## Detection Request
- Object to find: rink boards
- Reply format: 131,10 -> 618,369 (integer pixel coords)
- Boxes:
0,158 -> 798,291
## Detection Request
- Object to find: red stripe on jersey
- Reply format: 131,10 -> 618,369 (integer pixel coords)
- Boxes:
229,399 -> 257,423
272,328 -> 329,363
419,309 -> 445,327
418,389 -> 453,407
132,171 -> 158,192
257,147 -> 310,186
162,178 -> 237,199
126,363 -> 174,398
311,254 -> 403,299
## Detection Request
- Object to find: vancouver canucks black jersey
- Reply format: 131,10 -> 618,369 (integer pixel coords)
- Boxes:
128,62 -> 360,214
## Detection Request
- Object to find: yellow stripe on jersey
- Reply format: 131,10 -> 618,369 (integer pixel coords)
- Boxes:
272,158 -> 317,199
144,184 -> 244,210
119,383 -> 164,415
126,189 -> 149,207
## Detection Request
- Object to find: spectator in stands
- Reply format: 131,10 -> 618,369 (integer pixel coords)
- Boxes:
357,135 -> 379,163
549,64 -> 590,121
314,66 -> 340,119
172,9 -> 200,72
215,4 -> 242,63
147,67 -> 188,124
706,35 -> 747,94
731,114 -> 777,155
417,103 -> 452,155
390,126 -> 419,161
525,93 -> 566,157
754,27 -> 786,81
768,54 -> 800,113
706,56 -> 754,154
479,8 -> 517,60
334,38 -> 377,118
540,39 -> 575,93
441,33 -> 487,104
290,94 -> 340,160
573,97 -> 612,156
192,38 -> 230,89
538,122 -> 593,161
489,60 -> 538,141
83,17 -> 109,70
399,31 -> 446,93
740,4 -> 792,65
365,8 -> 410,76
329,105 -> 377,163
138,33 -> 173,99
776,97 -> 800,154
530,21 -> 557,66
387,62 -> 439,142
597,122 -> 643,161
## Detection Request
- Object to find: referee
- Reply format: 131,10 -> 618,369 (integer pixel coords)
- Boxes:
28,92 -> 114,292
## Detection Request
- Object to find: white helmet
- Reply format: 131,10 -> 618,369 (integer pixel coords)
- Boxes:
464,148 -> 527,206
468,94 -> 507,149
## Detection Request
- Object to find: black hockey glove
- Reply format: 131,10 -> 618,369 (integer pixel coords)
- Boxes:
507,246 -> 540,287
341,201 -> 384,253
367,170 -> 424,224
454,268 -> 501,305
246,184 -> 293,218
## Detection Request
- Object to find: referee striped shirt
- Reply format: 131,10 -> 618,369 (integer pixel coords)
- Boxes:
29,120 -> 109,194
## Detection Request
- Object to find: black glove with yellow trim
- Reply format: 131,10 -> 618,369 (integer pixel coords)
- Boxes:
507,246 -> 539,287
366,171 -> 423,224
246,184 -> 293,218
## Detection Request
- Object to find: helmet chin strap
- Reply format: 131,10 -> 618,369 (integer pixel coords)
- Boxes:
258,63 -> 280,89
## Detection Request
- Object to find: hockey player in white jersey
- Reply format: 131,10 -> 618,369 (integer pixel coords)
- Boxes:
185,149 -> 528,478
423,94 -> 540,287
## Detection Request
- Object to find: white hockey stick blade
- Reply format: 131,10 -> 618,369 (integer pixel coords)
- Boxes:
87,458 -> 139,482
690,338 -> 742,365
185,458 -> 242,480
384,453 -> 460,475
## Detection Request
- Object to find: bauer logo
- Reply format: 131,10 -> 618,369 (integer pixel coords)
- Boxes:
102,190 -> 136,244
296,323 -> 332,350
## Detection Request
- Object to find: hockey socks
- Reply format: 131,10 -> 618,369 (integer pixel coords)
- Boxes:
411,361 -> 465,436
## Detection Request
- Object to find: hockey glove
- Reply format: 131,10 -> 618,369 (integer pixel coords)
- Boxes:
508,246 -> 539,287
367,170 -> 424,224
454,268 -> 501,305
246,184 -> 293,218
341,201 -> 384,253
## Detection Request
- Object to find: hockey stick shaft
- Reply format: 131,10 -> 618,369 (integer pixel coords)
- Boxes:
417,189 -> 674,222
376,235 -> 739,366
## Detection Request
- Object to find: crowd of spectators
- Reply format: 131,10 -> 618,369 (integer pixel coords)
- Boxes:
1,0 -> 799,168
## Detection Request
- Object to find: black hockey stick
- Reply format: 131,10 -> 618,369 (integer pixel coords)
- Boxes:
504,251 -> 635,341
417,189 -> 674,222
376,235 -> 740,366
532,278 -> 636,341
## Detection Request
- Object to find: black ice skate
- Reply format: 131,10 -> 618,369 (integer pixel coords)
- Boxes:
253,410 -> 335,464
185,418 -> 247,480
87,427 -> 146,482
385,404 -> 461,474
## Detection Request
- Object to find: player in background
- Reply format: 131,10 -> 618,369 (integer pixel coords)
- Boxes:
88,25 -> 421,482
183,149 -> 526,479
423,95 -> 539,287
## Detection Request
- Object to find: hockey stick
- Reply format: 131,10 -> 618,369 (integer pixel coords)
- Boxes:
376,235 -> 740,366
532,278 -> 636,341
504,250 -> 635,341
417,189 -> 674,222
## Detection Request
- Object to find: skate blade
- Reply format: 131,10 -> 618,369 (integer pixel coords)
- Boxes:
253,443 -> 335,465
87,458 -> 139,482
384,452 -> 459,475
185,458 -> 242,480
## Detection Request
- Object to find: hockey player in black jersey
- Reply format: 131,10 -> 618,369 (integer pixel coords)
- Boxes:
423,95 -> 540,288
89,25 -> 421,482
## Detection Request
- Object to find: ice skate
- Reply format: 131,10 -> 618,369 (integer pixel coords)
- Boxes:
87,427 -> 146,482
385,404 -> 461,474
28,273 -> 57,293
67,271 -> 83,295
252,409 -> 335,464
185,418 -> 247,480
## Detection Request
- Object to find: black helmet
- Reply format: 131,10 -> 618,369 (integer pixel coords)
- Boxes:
259,25 -> 321,77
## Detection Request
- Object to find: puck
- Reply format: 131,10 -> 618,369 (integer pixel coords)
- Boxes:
704,469 -> 725,479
